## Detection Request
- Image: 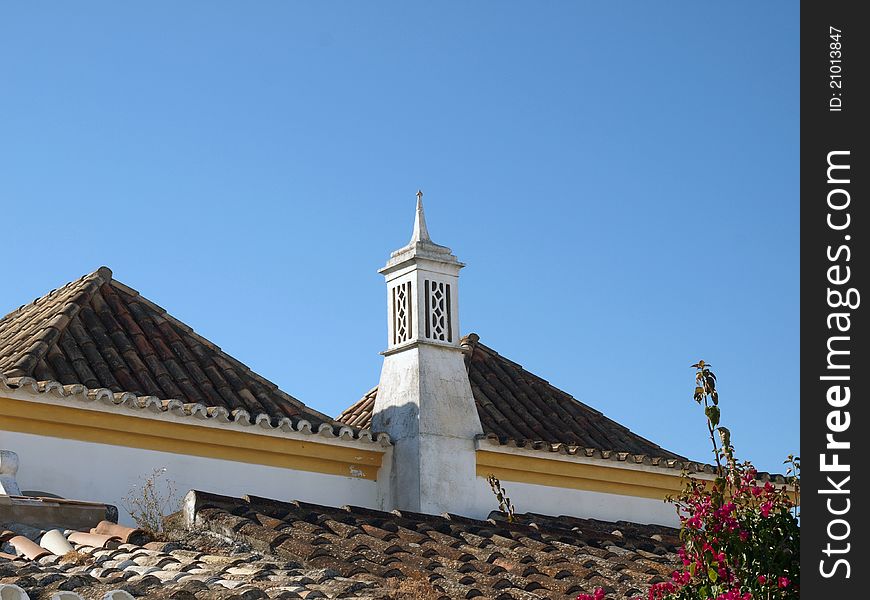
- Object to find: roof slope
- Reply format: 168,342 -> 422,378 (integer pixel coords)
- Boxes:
1,491 -> 682,600
187,490 -> 682,599
339,334 -> 685,460
0,267 -> 333,427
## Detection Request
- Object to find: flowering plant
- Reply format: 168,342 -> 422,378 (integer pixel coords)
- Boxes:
577,361 -> 799,600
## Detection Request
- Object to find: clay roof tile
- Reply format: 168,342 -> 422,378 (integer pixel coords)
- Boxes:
338,333 -> 685,462
175,490 -> 682,600
0,267 -> 336,431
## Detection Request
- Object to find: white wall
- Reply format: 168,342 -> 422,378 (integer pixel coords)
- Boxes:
2,430 -> 382,526
3,428 -> 681,527
468,476 -> 681,527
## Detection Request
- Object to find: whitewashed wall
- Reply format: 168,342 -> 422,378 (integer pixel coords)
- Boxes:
2,430 -> 384,526
3,427 -> 683,527
467,476 -> 681,527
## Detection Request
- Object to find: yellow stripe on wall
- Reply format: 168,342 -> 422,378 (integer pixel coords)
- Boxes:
0,395 -> 383,480
478,450 -> 798,503
477,449 -> 686,500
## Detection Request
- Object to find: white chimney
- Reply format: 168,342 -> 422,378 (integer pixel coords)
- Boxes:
372,192 -> 483,515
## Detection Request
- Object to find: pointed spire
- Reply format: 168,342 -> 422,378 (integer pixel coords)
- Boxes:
410,190 -> 431,243
383,189 -> 460,268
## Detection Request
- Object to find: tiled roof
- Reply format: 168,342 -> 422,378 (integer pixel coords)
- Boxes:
188,490 -> 682,599
2,517 -> 383,599
340,386 -> 379,429
0,267 -> 334,430
339,334 -> 686,462
2,490 -> 682,599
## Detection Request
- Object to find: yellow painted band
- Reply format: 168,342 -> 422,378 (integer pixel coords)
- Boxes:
477,449 -> 684,500
0,396 -> 382,480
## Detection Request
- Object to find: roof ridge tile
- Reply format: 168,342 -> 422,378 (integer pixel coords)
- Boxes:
0,268 -> 110,378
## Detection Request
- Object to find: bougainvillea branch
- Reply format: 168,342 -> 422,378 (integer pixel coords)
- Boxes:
576,362 -> 800,600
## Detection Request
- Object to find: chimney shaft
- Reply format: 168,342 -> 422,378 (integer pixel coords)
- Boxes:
372,193 -> 483,516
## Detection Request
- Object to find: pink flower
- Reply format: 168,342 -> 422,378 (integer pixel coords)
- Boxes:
778,576 -> 790,588
576,588 -> 606,600
671,570 -> 691,585
760,501 -> 773,518
648,582 -> 677,600
739,530 -> 749,542
757,575 -> 766,585
742,468 -> 758,483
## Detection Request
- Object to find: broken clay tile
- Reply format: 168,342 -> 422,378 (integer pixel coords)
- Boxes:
10,536 -> 52,560
68,532 -> 122,549
92,521 -> 150,545
39,530 -> 75,556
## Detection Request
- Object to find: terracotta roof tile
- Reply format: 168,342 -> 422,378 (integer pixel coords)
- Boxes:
0,267 -> 334,430
178,490 -> 681,599
338,333 -> 686,462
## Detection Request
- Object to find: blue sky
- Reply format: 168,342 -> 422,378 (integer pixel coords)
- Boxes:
0,2 -> 798,474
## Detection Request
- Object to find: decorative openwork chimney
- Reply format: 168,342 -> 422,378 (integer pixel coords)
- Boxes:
373,192 -> 483,515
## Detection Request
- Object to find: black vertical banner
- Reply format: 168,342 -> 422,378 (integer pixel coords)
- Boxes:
801,1 -> 868,597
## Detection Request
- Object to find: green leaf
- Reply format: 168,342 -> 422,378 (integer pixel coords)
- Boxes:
708,566 -> 718,582
705,405 -> 720,426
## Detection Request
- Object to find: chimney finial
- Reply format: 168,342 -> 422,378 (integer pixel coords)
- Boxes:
410,190 -> 431,243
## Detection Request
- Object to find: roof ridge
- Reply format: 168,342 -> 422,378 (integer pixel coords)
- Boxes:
0,266 -> 111,324
460,332 -> 480,371
0,266 -> 112,377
